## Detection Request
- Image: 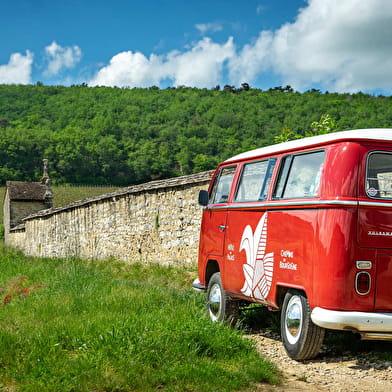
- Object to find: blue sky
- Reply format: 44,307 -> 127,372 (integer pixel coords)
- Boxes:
1,0 -> 392,94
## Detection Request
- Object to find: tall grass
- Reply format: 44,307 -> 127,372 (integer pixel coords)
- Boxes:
0,246 -> 280,392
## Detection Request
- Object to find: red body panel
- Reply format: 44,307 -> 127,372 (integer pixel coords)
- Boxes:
375,253 -> 392,310
198,135 -> 392,315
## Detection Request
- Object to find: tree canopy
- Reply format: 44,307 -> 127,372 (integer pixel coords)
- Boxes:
0,84 -> 391,185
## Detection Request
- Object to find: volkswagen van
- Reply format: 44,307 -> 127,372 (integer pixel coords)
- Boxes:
193,129 -> 392,360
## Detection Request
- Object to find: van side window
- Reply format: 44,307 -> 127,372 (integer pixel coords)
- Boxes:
274,151 -> 325,199
209,166 -> 237,204
366,152 -> 392,199
235,158 -> 277,202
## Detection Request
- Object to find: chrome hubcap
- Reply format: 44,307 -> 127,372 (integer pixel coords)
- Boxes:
285,296 -> 303,344
208,283 -> 222,321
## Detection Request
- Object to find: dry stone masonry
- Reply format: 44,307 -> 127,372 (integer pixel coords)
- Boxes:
4,171 -> 213,265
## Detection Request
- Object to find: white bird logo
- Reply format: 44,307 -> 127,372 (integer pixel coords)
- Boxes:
240,213 -> 274,300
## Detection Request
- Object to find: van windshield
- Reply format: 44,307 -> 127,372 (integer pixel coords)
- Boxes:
210,166 -> 236,204
366,152 -> 392,199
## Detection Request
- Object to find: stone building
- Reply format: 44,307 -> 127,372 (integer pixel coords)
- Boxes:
3,160 -> 53,243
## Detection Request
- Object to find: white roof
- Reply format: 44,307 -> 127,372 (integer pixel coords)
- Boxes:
225,128 -> 392,163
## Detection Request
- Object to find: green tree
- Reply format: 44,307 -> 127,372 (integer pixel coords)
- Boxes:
0,84 -> 389,186
307,114 -> 337,136
274,128 -> 300,143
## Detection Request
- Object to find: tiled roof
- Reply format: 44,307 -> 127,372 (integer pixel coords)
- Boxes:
6,181 -> 49,201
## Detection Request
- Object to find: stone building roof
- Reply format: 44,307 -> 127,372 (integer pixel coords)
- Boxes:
5,181 -> 49,201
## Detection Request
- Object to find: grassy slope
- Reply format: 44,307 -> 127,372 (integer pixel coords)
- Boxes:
0,246 -> 280,392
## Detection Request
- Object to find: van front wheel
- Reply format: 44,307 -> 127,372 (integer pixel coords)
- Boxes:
206,272 -> 239,325
281,290 -> 325,360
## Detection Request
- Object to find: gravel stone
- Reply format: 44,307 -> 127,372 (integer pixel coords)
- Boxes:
247,332 -> 392,391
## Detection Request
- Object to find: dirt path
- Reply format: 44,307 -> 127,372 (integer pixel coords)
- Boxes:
248,331 -> 392,392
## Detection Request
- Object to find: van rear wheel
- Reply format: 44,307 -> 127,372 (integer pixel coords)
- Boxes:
206,272 -> 239,325
281,290 -> 325,360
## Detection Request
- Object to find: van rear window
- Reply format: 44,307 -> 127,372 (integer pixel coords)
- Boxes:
366,152 -> 392,199
274,150 -> 325,199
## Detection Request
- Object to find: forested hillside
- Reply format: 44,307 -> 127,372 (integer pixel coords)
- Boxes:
1,84 -> 391,185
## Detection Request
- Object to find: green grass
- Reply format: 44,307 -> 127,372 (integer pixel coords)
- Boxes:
50,185 -> 121,208
0,245 -> 280,392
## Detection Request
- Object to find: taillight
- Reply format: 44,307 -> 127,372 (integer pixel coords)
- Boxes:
355,271 -> 371,295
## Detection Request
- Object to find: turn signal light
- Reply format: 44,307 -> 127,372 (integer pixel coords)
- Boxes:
355,272 -> 371,295
356,260 -> 372,270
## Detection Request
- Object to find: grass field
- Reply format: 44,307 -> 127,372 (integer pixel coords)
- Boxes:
0,245 -> 280,391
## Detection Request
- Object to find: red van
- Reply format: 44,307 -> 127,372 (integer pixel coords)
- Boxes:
193,129 -> 392,360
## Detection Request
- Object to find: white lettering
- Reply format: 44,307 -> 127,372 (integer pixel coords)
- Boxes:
280,250 -> 294,258
279,261 -> 297,271
368,231 -> 392,237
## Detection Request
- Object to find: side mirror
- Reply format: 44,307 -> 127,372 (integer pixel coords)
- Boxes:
198,190 -> 209,206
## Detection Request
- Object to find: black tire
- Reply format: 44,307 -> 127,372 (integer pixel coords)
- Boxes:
206,272 -> 239,325
280,290 -> 325,360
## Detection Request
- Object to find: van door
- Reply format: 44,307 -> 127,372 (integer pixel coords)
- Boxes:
223,158 -> 276,296
200,166 -> 236,258
359,151 -> 392,250
359,151 -> 392,310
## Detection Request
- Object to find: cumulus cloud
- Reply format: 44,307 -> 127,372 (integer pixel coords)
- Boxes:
90,37 -> 235,88
165,37 -> 234,86
229,31 -> 273,86
0,51 -> 33,84
86,0 -> 392,92
230,0 -> 392,92
44,41 -> 82,76
89,51 -> 163,87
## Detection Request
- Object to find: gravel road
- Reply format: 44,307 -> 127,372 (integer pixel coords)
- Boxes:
248,331 -> 392,392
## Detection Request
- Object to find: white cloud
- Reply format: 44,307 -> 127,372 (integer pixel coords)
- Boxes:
26,0 -> 391,92
0,51 -> 33,84
195,22 -> 223,35
90,37 -> 235,88
44,41 -> 82,76
165,37 -> 235,86
228,31 -> 273,86
229,0 -> 392,92
89,51 -> 163,87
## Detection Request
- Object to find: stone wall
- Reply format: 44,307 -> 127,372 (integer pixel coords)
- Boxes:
5,171 -> 213,265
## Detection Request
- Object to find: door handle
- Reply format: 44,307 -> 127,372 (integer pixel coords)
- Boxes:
219,225 -> 227,232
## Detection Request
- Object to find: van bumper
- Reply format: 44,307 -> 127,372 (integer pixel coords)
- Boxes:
192,278 -> 206,292
311,307 -> 392,339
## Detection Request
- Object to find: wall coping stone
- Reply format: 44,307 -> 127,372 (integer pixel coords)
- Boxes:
10,223 -> 26,232
23,170 -> 214,221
